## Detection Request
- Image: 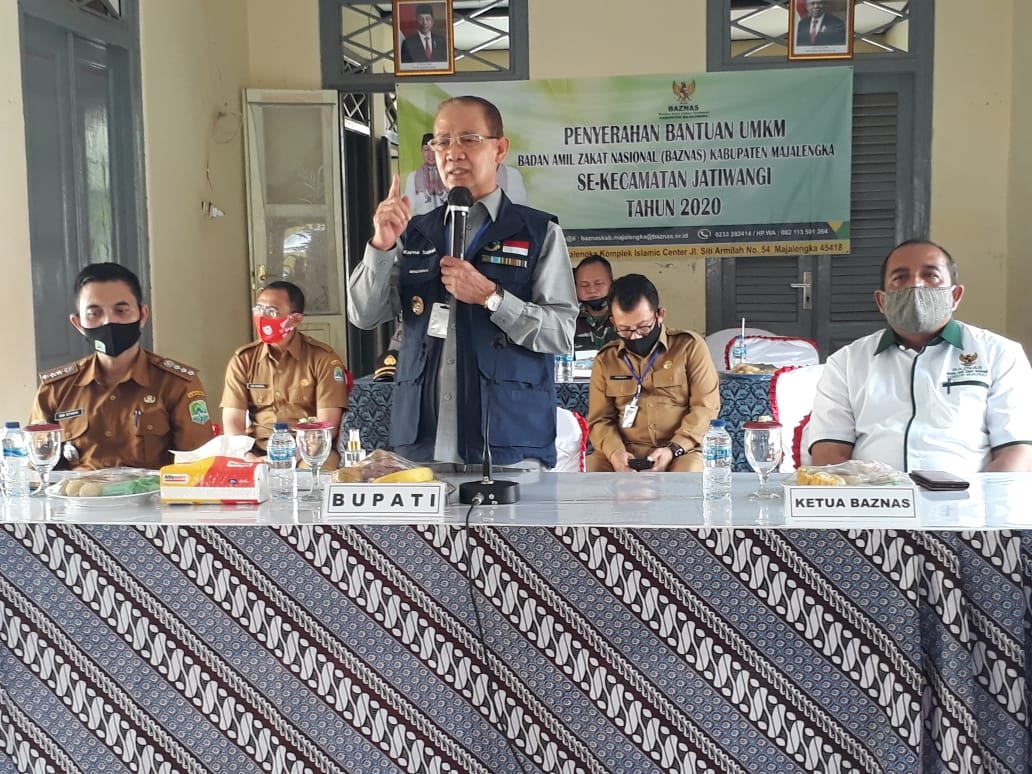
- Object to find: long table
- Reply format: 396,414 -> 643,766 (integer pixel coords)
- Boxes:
341,372 -> 773,471
2,474 -> 1031,773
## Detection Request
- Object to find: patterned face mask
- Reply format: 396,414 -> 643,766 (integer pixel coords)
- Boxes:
254,315 -> 296,344
881,286 -> 955,334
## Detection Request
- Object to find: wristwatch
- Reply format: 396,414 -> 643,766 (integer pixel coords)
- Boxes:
665,442 -> 686,458
484,284 -> 504,312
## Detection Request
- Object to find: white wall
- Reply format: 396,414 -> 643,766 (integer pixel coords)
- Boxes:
139,0 -> 251,410
0,3 -> 38,418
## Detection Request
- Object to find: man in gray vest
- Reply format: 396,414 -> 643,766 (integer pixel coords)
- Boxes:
347,96 -> 577,468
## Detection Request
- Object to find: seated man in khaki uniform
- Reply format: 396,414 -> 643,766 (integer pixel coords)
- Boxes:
32,262 -> 214,469
221,281 -> 349,468
587,273 -> 720,472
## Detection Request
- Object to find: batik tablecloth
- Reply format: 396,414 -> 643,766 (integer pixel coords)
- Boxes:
1,524 -> 1028,773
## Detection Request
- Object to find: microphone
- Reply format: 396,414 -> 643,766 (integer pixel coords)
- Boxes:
459,335 -> 520,505
446,186 -> 474,259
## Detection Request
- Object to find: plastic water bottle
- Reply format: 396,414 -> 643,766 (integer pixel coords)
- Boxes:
555,351 -> 574,383
730,335 -> 748,368
2,421 -> 31,499
702,419 -> 733,500
267,422 -> 297,500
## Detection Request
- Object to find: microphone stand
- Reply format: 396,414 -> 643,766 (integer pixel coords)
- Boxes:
459,356 -> 520,505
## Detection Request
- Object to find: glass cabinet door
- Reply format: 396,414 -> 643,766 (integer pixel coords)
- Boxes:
244,89 -> 346,358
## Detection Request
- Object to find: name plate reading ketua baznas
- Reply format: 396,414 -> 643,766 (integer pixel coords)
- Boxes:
323,482 -> 447,519
785,486 -> 917,519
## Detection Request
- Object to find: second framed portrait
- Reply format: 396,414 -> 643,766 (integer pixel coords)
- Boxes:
788,0 -> 854,61
393,0 -> 455,76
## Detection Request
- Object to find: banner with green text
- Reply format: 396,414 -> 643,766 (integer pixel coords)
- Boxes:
398,68 -> 852,260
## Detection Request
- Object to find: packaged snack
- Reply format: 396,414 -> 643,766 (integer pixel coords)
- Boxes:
53,468 -> 160,498
795,460 -> 909,486
729,362 -> 778,374
332,449 -> 430,483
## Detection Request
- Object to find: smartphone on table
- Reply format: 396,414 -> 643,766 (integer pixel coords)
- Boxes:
909,470 -> 970,491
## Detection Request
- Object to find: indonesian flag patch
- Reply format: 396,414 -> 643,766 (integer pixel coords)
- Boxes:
502,239 -> 530,256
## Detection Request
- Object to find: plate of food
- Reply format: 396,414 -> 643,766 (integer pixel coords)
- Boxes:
727,362 -> 778,375
46,468 -> 160,508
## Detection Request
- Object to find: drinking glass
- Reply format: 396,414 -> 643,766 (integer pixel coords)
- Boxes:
24,423 -> 63,495
294,422 -> 333,501
743,416 -> 783,500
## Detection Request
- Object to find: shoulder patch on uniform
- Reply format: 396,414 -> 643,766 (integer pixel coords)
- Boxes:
189,399 -> 210,424
38,362 -> 81,384
152,355 -> 199,380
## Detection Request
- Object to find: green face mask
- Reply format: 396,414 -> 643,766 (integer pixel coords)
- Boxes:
881,286 -> 954,334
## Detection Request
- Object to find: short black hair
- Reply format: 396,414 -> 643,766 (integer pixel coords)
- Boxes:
420,132 -> 434,146
608,273 -> 660,313
73,262 -> 144,309
437,96 -> 504,138
415,3 -> 434,17
574,254 -> 613,280
262,280 -> 306,314
880,239 -> 959,289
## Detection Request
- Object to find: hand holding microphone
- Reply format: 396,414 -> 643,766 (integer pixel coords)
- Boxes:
440,186 -> 494,303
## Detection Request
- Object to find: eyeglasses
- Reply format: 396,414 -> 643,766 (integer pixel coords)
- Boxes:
614,317 -> 658,339
252,304 -> 286,319
427,133 -> 501,152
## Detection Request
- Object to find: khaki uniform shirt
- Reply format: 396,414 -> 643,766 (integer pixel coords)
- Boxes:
588,327 -> 720,470
221,332 -> 348,466
31,349 -> 214,470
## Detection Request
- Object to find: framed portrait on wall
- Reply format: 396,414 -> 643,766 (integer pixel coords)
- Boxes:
393,0 -> 455,76
788,0 -> 854,60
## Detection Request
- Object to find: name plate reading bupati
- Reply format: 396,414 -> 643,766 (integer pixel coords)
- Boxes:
785,486 -> 917,519
323,482 -> 447,519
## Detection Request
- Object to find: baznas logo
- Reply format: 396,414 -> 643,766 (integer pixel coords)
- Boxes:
672,80 -> 696,103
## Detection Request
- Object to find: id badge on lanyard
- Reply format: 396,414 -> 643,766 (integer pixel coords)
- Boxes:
621,390 -> 640,428
620,350 -> 660,428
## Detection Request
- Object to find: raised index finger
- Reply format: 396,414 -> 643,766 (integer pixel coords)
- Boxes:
388,174 -> 401,199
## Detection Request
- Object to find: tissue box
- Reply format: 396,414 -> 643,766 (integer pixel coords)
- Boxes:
160,456 -> 269,504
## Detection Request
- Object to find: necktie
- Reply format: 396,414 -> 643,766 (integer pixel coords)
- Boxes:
424,37 -> 432,58
809,19 -> 818,44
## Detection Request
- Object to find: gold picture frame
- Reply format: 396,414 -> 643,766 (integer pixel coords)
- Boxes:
393,0 -> 455,77
788,0 -> 854,61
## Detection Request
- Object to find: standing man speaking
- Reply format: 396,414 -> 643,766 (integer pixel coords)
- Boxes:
347,96 -> 577,468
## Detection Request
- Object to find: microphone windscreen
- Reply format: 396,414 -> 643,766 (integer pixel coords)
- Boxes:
447,186 -> 474,207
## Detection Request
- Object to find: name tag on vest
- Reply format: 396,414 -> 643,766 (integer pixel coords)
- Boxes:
55,408 -> 83,420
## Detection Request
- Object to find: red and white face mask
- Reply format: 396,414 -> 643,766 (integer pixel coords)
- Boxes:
253,311 -> 297,344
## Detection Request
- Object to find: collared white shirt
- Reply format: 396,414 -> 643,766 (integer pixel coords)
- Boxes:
806,320 -> 1032,473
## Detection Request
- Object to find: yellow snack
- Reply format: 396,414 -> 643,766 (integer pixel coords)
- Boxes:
373,466 -> 435,484
79,482 -> 106,497
62,479 -> 86,496
795,468 -> 846,486
333,467 -> 364,483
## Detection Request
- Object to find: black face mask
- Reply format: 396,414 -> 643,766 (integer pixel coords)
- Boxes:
81,321 -> 142,357
624,323 -> 662,356
582,297 -> 608,312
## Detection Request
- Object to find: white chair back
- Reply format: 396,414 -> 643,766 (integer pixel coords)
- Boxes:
727,335 -> 820,370
704,327 -> 775,370
550,407 -> 589,472
769,364 -> 825,472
